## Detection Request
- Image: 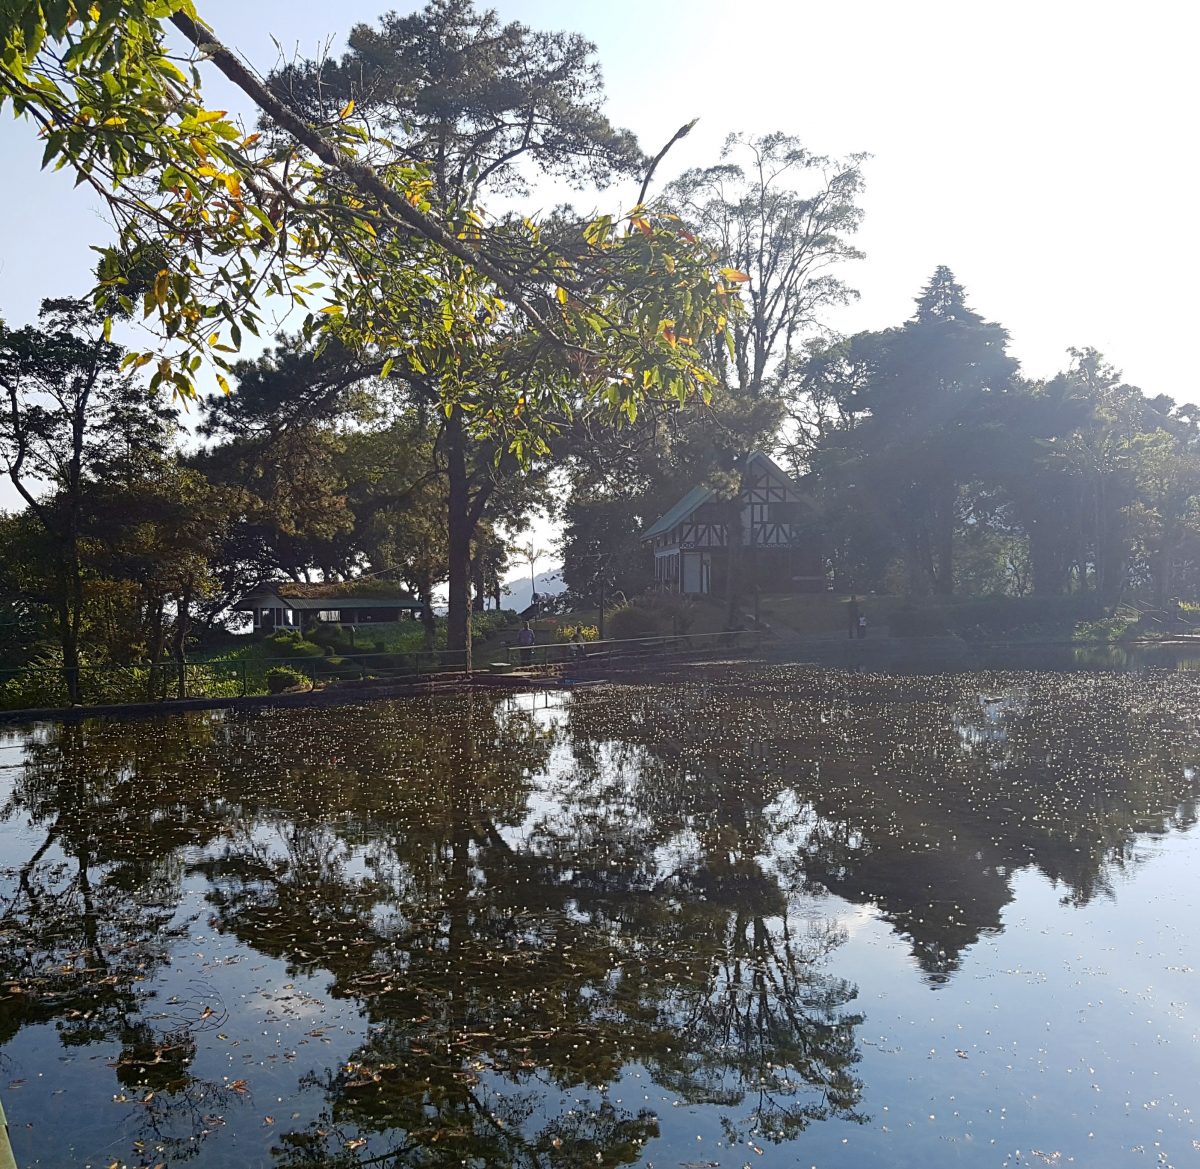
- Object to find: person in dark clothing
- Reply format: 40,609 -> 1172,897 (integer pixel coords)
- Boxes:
845,595 -> 860,640
517,621 -> 535,666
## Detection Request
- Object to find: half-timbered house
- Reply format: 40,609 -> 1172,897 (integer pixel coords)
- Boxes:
641,452 -> 825,595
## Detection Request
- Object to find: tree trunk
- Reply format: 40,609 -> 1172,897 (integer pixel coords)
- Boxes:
931,482 -> 955,596
445,407 -> 473,671
1028,520 -> 1069,597
173,582 -> 192,699
723,459 -> 750,628
1153,534 -> 1173,612
62,373 -> 90,704
146,596 -> 167,699
904,526 -> 932,597
471,558 -> 486,612
57,585 -> 82,705
415,572 -> 437,652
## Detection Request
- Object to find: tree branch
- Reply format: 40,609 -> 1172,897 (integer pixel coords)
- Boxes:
170,12 -> 559,340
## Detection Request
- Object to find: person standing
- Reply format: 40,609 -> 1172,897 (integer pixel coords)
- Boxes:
845,595 -> 860,640
517,621 -> 536,666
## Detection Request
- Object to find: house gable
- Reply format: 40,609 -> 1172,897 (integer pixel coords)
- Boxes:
641,452 -> 815,550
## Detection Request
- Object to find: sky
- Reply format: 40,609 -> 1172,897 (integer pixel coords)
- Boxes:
1,0 -> 1197,529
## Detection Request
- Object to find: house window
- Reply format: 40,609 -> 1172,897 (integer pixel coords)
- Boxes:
317,610 -> 341,623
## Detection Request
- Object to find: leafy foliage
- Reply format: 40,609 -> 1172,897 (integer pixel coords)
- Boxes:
1,0 -> 730,434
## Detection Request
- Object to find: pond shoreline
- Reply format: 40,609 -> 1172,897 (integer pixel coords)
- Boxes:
0,672 -> 479,725
2,636 -> 1197,725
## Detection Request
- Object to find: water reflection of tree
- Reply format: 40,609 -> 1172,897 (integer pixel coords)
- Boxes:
0,714 -> 243,1160
565,669 -> 1200,983
8,668 -> 1189,1164
182,696 -> 864,1165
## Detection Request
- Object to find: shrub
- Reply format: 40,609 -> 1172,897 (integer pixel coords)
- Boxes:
557,624 -> 600,642
605,604 -> 661,641
308,622 -> 373,653
1074,616 -> 1136,643
0,650 -> 71,709
640,591 -> 698,634
307,622 -> 346,649
471,610 -> 517,640
266,665 -> 309,694
316,655 -> 363,680
377,652 -> 416,672
263,630 -> 324,659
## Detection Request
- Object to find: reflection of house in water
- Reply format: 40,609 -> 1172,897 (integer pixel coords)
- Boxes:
799,830 -> 1013,985
233,581 -> 423,632
641,451 -> 825,596
558,674 -> 1065,985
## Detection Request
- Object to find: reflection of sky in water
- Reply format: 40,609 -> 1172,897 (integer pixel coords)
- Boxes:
0,666 -> 1198,1167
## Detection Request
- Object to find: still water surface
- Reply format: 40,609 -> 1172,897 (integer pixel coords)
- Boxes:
1,664 -> 1198,1168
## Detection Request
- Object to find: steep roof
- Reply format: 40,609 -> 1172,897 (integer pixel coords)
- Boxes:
273,581 -> 416,602
234,581 -> 421,610
641,484 -> 714,541
640,452 -> 803,543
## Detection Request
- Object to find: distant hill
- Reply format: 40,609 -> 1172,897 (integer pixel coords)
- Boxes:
502,567 -> 565,612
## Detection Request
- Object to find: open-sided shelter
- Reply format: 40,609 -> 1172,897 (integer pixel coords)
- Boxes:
234,581 -> 423,632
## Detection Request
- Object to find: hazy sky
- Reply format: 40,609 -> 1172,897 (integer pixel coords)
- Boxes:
0,0 -> 1196,519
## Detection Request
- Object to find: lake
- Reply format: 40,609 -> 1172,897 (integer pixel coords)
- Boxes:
1,663 -> 1198,1168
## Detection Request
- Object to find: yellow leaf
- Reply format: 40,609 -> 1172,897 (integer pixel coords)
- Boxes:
339,99 -> 355,119
153,269 -> 169,306
223,173 -> 242,198
195,110 -> 227,124
241,132 -> 261,148
215,372 -> 231,395
720,267 -> 751,284
555,285 -> 568,305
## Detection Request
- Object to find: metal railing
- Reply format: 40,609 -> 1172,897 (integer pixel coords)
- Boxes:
503,628 -> 765,669
0,630 -> 769,713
